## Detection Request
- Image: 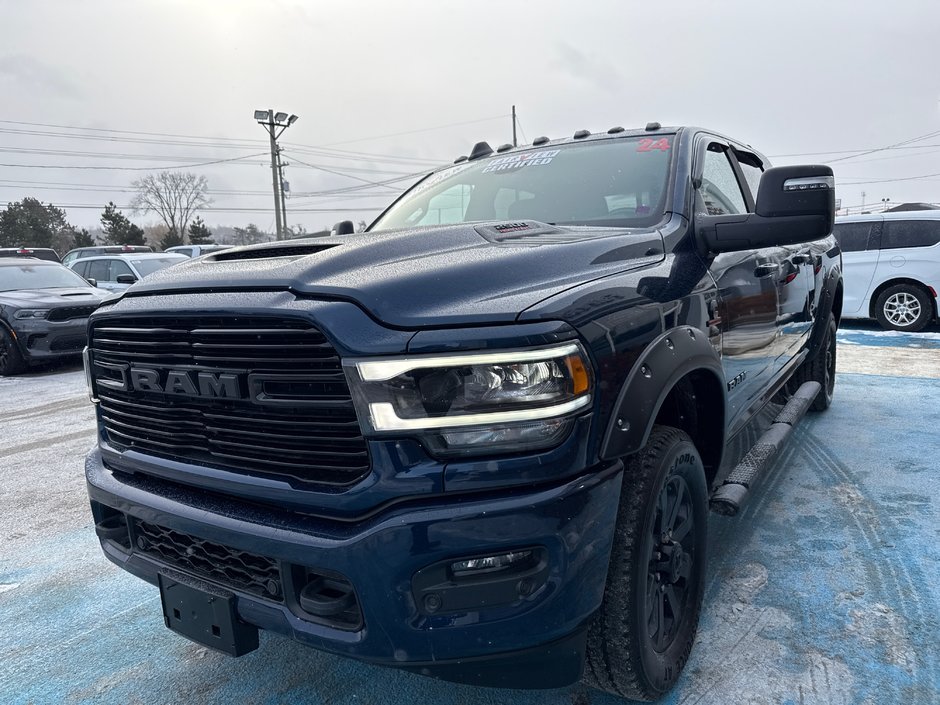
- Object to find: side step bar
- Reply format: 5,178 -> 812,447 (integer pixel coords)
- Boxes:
710,381 -> 821,516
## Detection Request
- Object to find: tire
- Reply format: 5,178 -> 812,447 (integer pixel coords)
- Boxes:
583,426 -> 708,702
0,327 -> 27,376
791,313 -> 836,411
874,284 -> 932,332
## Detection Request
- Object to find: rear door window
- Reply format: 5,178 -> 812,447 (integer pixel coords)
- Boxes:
881,220 -> 940,250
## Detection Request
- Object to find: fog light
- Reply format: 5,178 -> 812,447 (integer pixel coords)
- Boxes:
451,550 -> 532,577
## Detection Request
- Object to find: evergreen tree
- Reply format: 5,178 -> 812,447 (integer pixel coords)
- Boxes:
188,216 -> 214,244
159,228 -> 184,251
0,198 -> 70,248
71,228 -> 95,248
100,202 -> 146,246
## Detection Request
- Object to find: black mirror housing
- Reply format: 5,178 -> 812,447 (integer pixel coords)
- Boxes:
698,165 -> 835,254
755,165 -> 835,223
115,274 -> 138,284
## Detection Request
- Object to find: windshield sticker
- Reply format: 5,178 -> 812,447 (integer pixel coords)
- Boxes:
637,138 -> 671,153
482,149 -> 560,173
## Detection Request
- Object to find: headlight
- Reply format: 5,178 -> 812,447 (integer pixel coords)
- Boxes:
13,309 -> 50,320
345,342 -> 592,456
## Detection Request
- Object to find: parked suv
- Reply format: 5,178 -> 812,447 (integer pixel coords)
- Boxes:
833,211 -> 939,330
69,253 -> 187,292
61,244 -> 152,268
0,246 -> 61,262
83,125 -> 841,701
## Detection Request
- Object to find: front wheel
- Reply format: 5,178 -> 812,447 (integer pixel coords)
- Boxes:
0,328 -> 26,376
583,426 -> 708,702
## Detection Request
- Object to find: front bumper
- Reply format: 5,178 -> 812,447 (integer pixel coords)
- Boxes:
86,447 -> 623,688
12,317 -> 88,361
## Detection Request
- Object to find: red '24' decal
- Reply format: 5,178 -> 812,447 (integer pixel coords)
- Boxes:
637,138 -> 671,152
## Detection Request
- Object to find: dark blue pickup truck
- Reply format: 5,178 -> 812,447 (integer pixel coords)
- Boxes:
83,125 -> 841,701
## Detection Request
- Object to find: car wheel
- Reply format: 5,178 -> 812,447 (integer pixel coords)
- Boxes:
0,327 -> 27,376
874,284 -> 932,332
583,425 -> 707,702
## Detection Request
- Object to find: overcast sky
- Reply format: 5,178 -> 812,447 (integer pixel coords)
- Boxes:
0,0 -> 939,233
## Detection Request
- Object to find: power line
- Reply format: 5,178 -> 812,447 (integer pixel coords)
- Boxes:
770,142 -> 940,158
0,153 -> 269,171
44,203 -> 385,213
824,129 -> 940,164
287,154 -> 426,190
837,171 -> 940,185
316,115 -> 509,147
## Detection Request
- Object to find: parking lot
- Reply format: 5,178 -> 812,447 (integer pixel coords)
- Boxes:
1,322 -> 938,705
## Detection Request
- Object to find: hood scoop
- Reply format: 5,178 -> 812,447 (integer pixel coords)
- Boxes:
211,242 -> 341,262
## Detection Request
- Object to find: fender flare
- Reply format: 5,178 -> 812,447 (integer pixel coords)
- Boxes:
0,318 -> 24,354
807,266 -> 842,359
600,325 -> 726,461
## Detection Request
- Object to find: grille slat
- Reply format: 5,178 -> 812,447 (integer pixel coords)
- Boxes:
47,305 -> 98,322
91,315 -> 370,488
135,520 -> 282,601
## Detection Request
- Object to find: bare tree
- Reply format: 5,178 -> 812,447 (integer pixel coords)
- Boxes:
130,172 -> 210,244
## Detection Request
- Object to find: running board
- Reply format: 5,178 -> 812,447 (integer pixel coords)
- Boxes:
710,381 -> 821,517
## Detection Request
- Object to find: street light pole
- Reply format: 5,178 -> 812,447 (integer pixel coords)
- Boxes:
254,109 -> 299,241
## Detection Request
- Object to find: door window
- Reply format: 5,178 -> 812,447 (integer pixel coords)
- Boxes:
110,259 -> 134,279
86,259 -> 111,282
699,146 -> 747,215
70,261 -> 87,277
734,151 -> 764,202
833,222 -> 875,252
881,220 -> 940,250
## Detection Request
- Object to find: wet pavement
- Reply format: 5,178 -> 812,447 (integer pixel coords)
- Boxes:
1,322 -> 938,705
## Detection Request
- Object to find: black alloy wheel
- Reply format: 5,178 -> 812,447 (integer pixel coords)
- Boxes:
584,425 -> 708,702
646,474 -> 696,653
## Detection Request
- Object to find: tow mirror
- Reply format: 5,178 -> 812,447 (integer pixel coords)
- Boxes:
698,165 -> 835,254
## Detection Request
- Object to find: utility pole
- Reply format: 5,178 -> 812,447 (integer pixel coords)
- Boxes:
512,105 -> 517,147
254,109 -> 299,240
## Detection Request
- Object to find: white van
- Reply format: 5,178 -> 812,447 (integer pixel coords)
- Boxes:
833,211 -> 939,331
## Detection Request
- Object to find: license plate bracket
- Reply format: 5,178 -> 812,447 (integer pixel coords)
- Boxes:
158,574 -> 258,656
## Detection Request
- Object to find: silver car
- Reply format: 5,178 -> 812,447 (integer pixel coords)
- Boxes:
69,253 -> 188,293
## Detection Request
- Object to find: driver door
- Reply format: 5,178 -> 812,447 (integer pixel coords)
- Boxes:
698,142 -> 783,422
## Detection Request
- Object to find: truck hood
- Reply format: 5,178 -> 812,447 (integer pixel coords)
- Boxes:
125,221 -> 666,327
0,287 -> 108,308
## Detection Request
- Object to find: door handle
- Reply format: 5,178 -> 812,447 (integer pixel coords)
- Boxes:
754,263 -> 781,277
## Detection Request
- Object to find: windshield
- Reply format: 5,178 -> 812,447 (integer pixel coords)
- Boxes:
130,256 -> 186,277
0,263 -> 93,292
371,136 -> 674,232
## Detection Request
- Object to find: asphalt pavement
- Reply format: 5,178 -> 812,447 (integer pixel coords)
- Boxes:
1,321 -> 938,705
